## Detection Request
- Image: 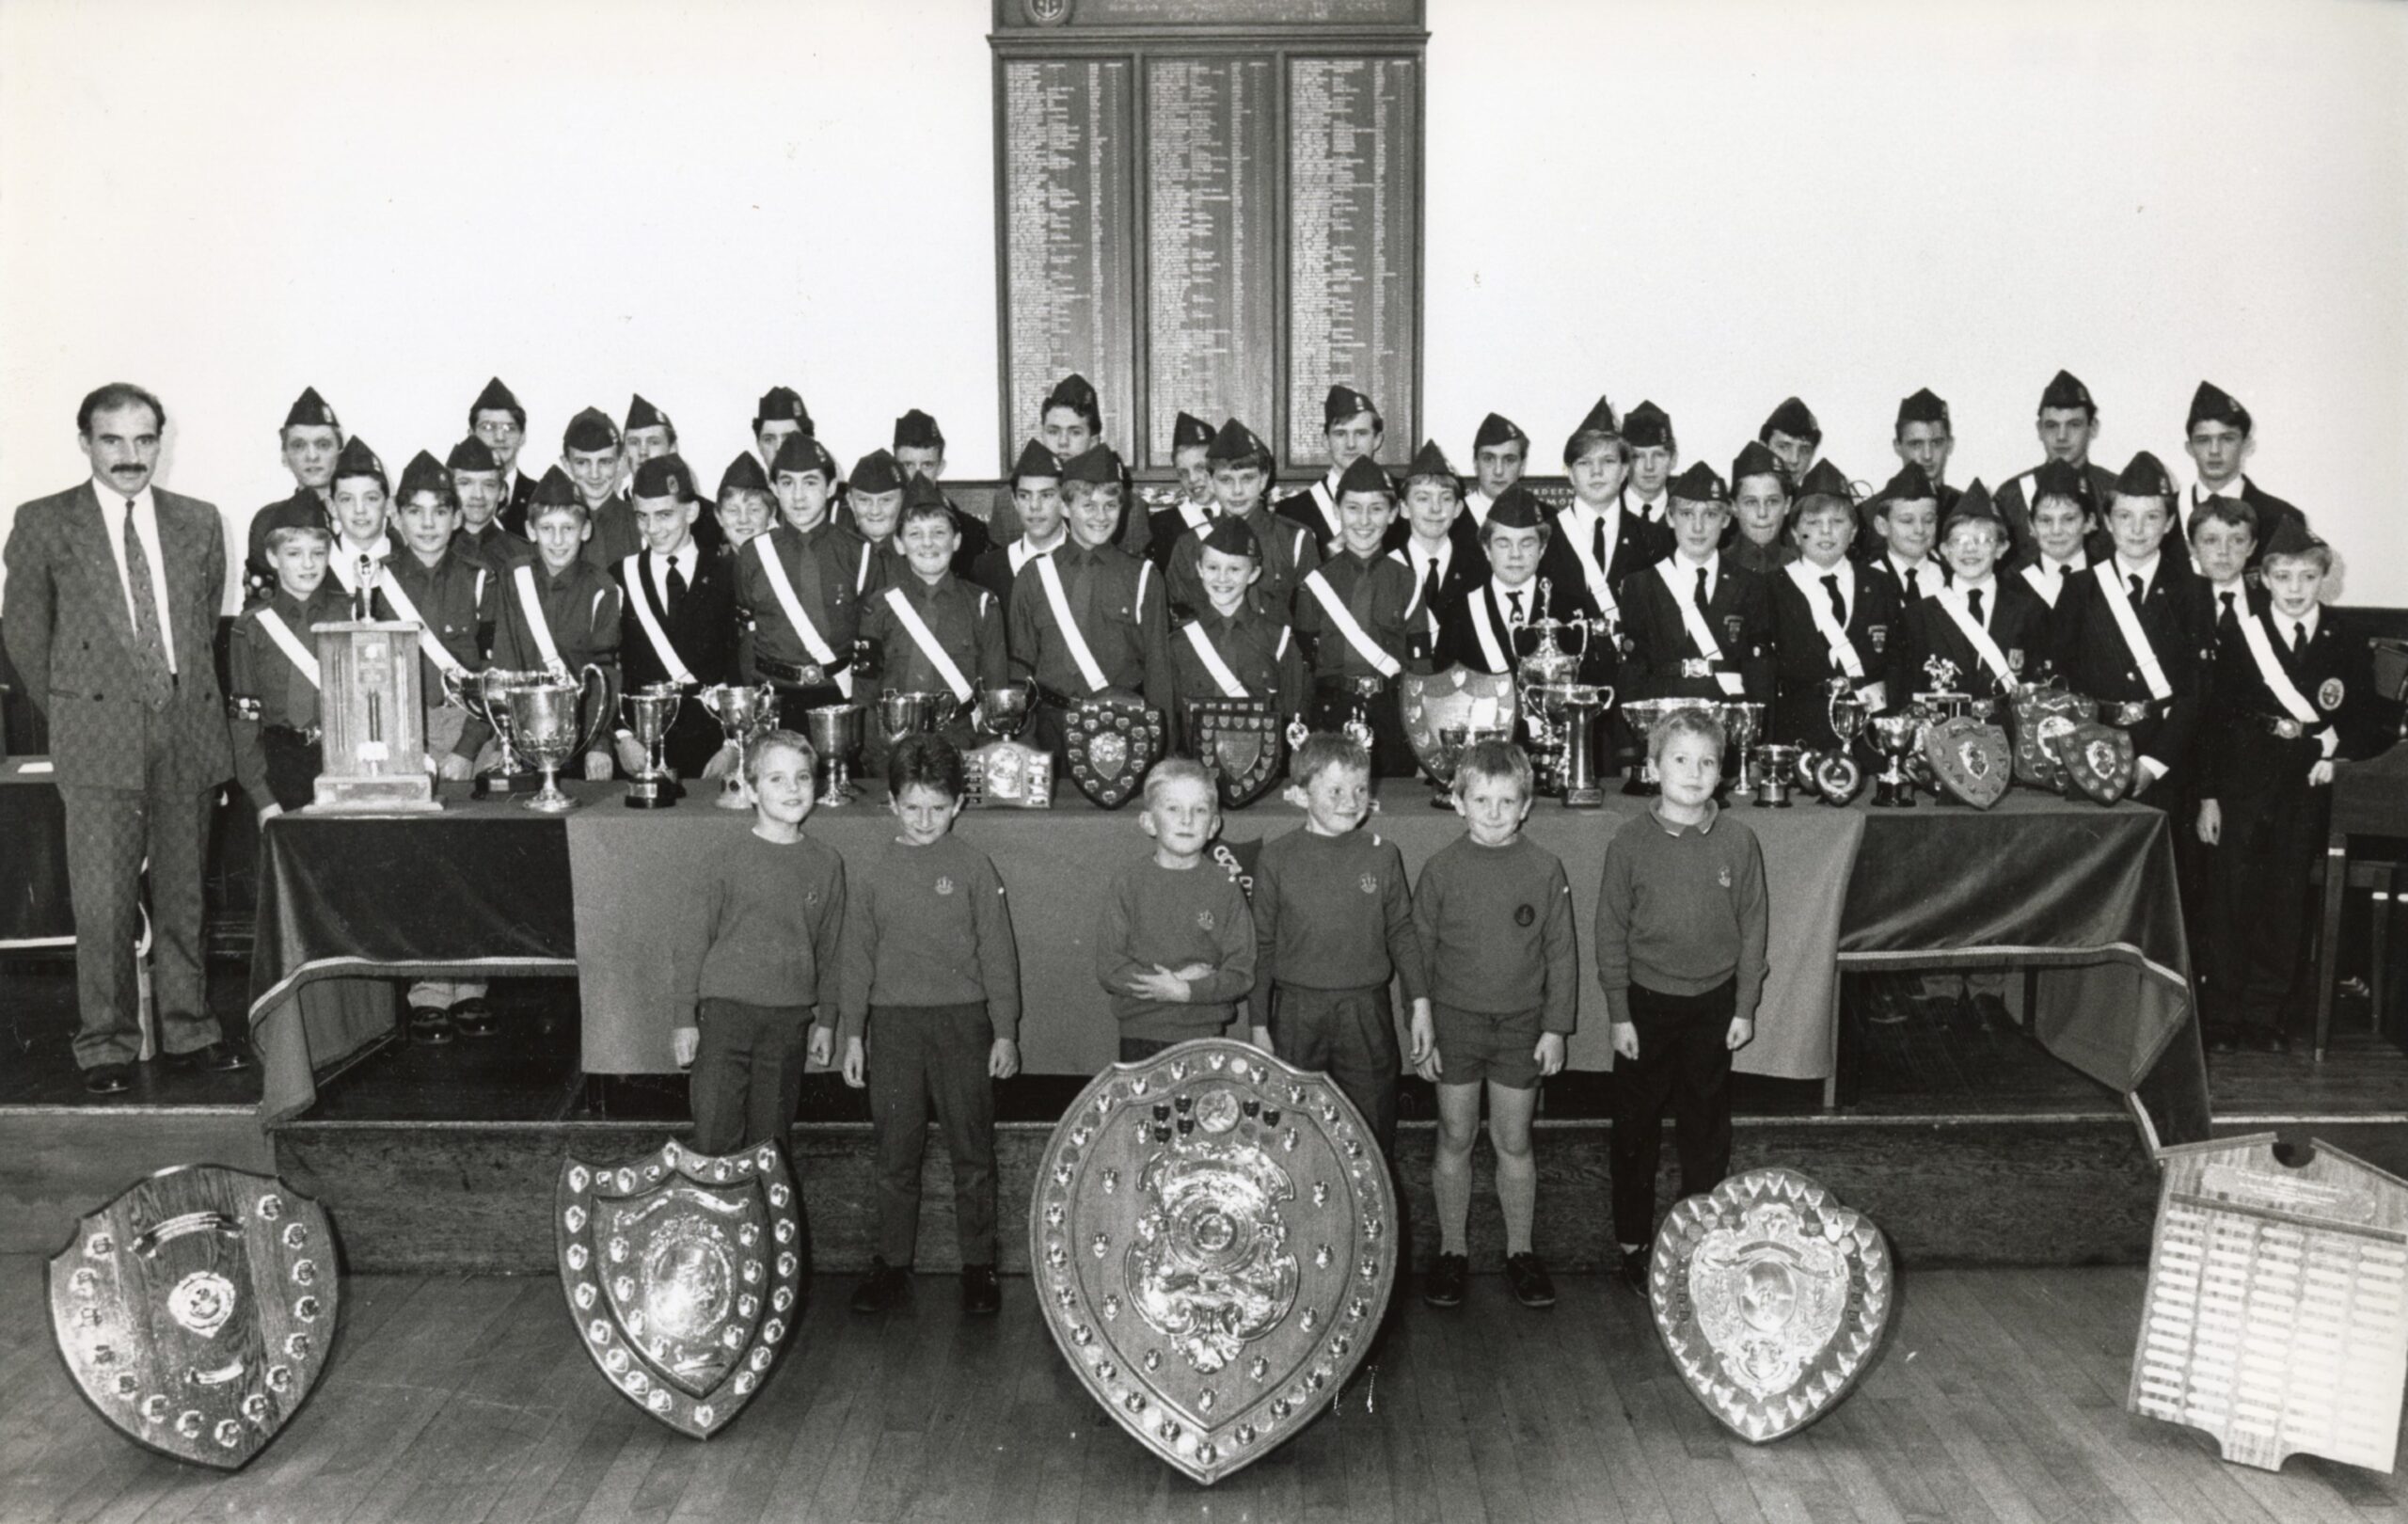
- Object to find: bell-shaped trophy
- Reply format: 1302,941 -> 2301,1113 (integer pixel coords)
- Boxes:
1870,714 -> 1922,807
621,682 -> 685,809
506,664 -> 610,813
1719,701 -> 1766,802
802,704 -> 864,805
1751,743 -> 1804,807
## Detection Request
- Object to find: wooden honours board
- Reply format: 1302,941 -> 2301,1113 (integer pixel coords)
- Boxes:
991,0 -> 1424,476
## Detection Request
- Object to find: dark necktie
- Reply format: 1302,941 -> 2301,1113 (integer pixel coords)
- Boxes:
2292,621 -> 2307,655
1904,565 -> 1922,600
1071,549 -> 1095,627
1693,566 -> 1711,619
2129,574 -> 2146,605
1419,555 -> 1440,615
120,503 -> 174,706
1967,588 -> 1985,627
665,555 -> 688,619
1592,515 -> 1609,573
2218,590 -> 2235,623
1507,589 -> 1525,627
1820,573 -> 1846,627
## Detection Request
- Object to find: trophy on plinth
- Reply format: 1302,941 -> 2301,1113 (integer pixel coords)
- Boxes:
622,682 -> 685,809
1553,684 -> 1613,806
1809,680 -> 1867,803
1869,715 -> 1922,806
1751,743 -> 1803,807
697,681 -> 776,810
1514,589 -> 1591,796
1719,701 -> 1766,802
508,664 -> 610,814
802,704 -> 864,805
308,621 -> 440,812
448,667 -> 541,798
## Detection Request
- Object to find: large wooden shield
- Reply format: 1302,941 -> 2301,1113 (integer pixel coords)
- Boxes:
1187,698 -> 1284,808
1066,696 -> 1166,810
558,1139 -> 804,1438
1031,1039 -> 1398,1484
49,1165 -> 338,1469
1398,666 -> 1519,783
1650,1167 -> 1893,1443
1922,717 -> 2012,808
2046,720 -> 2135,804
2010,686 -> 2093,789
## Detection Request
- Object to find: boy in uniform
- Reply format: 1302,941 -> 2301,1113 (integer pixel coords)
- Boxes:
1007,443 -> 1174,760
1545,402 -> 1668,647
968,440 -> 1066,616
1166,419 -> 1319,618
2050,452 -> 2213,802
1618,402 -> 1677,523
740,433 -> 875,731
1166,516 -> 1307,753
1759,396 -> 1822,481
1861,465 -> 1945,606
1771,462 -> 1904,748
1096,756 -> 1258,1060
467,376 -> 537,534
890,408 -> 993,574
2180,381 -> 2306,564
1038,373 -> 1101,464
245,386 -> 343,601
448,436 -> 532,570
1464,412 -> 1529,533
1251,732 -> 1429,1157
752,386 -> 815,475
227,523 -> 348,819
2009,457 -> 2104,611
1437,487 -> 1563,686
858,483 -> 1008,760
2191,497 -> 2260,636
1619,464 -> 1775,706
844,450 -> 911,590
1992,370 -> 2120,561
490,467 -> 623,784
1145,410 -> 1219,567
561,407 -> 640,570
1902,481 -> 2051,699
836,736 -> 1021,1315
715,453 -> 777,554
615,455 -> 740,783
2195,522 -> 2392,1053
1892,388 -> 1960,519
1413,739 -> 1576,1310
1726,440 -> 1797,578
1596,706 -> 1767,1287
323,437 -> 396,611
1277,385 -> 1385,555
1389,440 -> 1483,668
1293,456 -> 1418,776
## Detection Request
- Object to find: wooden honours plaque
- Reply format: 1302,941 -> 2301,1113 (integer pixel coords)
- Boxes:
2129,1134 -> 2408,1473
307,621 -> 438,813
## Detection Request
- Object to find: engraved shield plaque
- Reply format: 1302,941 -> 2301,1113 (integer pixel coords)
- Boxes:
1187,698 -> 1284,808
49,1165 -> 337,1469
2046,719 -> 2134,803
2129,1134 -> 2408,1474
2010,686 -> 2092,789
558,1139 -> 804,1438
1649,1167 -> 1893,1443
1066,696 -> 1166,810
1399,665 -> 1519,780
1031,1039 -> 1397,1484
1923,717 -> 2012,808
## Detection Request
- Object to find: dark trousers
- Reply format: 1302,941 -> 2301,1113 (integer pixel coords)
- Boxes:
1307,678 -> 1415,777
689,998 -> 812,1154
1611,979 -> 1737,1246
2202,787 -> 2322,1031
57,712 -> 220,1068
1118,1035 -> 1182,1063
1270,984 -> 1401,1156
261,730 -> 322,811
868,1002 -> 999,1266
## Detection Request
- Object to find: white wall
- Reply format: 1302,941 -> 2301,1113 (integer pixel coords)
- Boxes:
4,0 -> 2401,611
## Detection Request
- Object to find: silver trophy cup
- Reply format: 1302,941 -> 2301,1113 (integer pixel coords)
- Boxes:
697,682 -> 776,810
448,666 -> 543,796
506,664 -> 611,813
802,704 -> 865,805
621,683 -> 684,809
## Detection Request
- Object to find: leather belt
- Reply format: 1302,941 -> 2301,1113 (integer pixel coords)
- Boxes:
2102,699 -> 2172,725
1314,675 -> 1391,697
1678,658 -> 1719,679
263,722 -> 323,746
2245,711 -> 2306,740
757,654 -> 850,687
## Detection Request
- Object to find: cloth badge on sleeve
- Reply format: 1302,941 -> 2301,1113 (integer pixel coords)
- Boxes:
2319,678 -> 2344,710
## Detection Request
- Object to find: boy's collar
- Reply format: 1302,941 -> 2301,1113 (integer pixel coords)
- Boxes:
1650,797 -> 1719,835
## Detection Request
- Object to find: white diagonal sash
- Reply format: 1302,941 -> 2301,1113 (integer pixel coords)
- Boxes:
252,609 -> 321,689
883,586 -> 974,702
1786,562 -> 1864,680
2020,564 -> 2057,607
1180,621 -> 1251,698
1936,585 -> 2015,689
1656,559 -> 1746,696
372,571 -> 469,681
1466,589 -> 1511,674
754,532 -> 851,696
622,552 -> 696,684
1309,478 -> 1340,538
2095,563 -> 2172,701
1301,568 -> 1402,679
1034,554 -> 1110,693
512,564 -> 567,675
2237,611 -> 2321,727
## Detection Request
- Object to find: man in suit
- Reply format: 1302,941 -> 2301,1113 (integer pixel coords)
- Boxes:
3,383 -> 247,1092
2180,381 -> 2305,570
1989,371 -> 2122,563
469,376 -> 539,536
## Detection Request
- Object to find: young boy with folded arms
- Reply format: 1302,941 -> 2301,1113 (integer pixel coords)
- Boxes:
1412,739 -> 1575,1311
1095,758 -> 1257,1061
835,736 -> 1020,1316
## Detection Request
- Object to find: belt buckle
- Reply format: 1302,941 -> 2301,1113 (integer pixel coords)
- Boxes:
2108,701 -> 2148,725
1680,659 -> 1713,679
2273,717 -> 2303,739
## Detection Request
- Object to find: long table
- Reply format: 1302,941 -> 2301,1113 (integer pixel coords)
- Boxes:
249,780 -> 2210,1141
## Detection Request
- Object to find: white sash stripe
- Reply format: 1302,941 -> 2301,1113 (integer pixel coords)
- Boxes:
1467,589 -> 1511,673
1935,585 -> 2015,688
1785,561 -> 1864,680
2237,611 -> 2323,729
1301,569 -> 1402,679
754,533 -> 852,698
1656,559 -> 1745,696
1180,621 -> 1251,698
882,587 -> 974,703
2095,564 -> 2173,701
1034,554 -> 1110,692
253,609 -> 322,689
622,552 -> 696,685
512,564 -> 566,675
372,573 -> 469,681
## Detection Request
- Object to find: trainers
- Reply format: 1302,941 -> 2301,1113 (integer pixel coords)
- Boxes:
1503,1251 -> 1557,1309
1421,1252 -> 1468,1309
961,1263 -> 1002,1315
850,1258 -> 910,1313
1618,1246 -> 1650,1295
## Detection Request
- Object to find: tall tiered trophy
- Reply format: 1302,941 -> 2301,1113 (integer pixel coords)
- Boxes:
307,621 -> 439,812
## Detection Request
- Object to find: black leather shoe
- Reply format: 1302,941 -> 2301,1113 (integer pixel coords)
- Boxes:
1972,992 -> 2012,1031
84,1062 -> 134,1095
850,1258 -> 910,1314
961,1263 -> 1002,1316
409,1006 -> 456,1045
2207,1024 -> 2241,1056
1504,1251 -> 1558,1309
452,999 -> 499,1040
166,1041 -> 250,1073
1421,1252 -> 1468,1309
2256,1027 -> 2292,1056
1619,1246 -> 1651,1295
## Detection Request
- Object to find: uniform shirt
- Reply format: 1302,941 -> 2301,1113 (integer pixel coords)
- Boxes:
1594,801 -> 1768,1024
857,570 -> 1008,698
677,830 -> 848,1021
737,518 -> 873,676
376,548 -> 494,758
833,833 -> 1021,1046
490,558 -> 624,754
1993,461 -> 2118,561
1274,467 -> 1347,554
1006,538 -> 1173,709
1412,833 -> 1577,1029
1769,558 -> 1908,743
1096,855 -> 1257,1040
967,529 -> 1066,617
325,534 -> 392,606
245,485 -> 332,598
1390,533 -> 1483,663
1618,550 -> 1777,704
1900,572 -> 2052,696
454,521 -> 534,571
2051,549 -> 2212,781
1727,534 -> 1798,578
226,582 -> 349,812
1167,602 -> 1307,728
580,492 -> 642,572
2203,604 -> 2389,803
1248,826 -> 1428,1024
1295,549 -> 1414,680
1166,505 -> 1320,622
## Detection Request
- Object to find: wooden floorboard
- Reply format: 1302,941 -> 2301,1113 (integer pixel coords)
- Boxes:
4,1262 -> 2405,1523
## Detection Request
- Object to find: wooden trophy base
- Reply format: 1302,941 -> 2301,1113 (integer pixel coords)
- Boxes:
623,776 -> 683,809
474,769 -> 540,799
307,773 -> 441,813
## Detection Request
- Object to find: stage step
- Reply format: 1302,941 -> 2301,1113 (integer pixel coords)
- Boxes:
0,1105 -> 277,1255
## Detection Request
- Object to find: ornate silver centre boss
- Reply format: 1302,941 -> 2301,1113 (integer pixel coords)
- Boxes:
1031,1040 -> 1397,1484
49,1165 -> 337,1468
1649,1167 -> 1893,1442
557,1140 -> 805,1438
